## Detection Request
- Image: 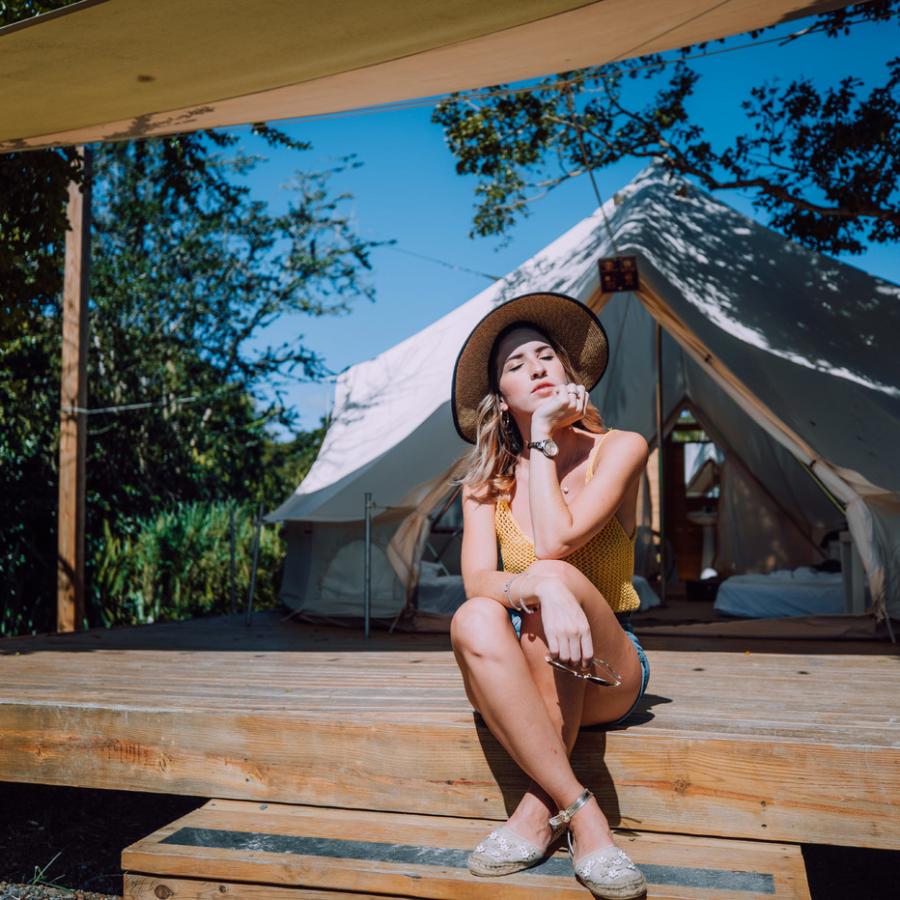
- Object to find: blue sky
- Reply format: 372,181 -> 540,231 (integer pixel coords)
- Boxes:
227,11 -> 899,434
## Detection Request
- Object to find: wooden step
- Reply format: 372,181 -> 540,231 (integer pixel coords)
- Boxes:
4,610 -> 898,850
121,799 -> 811,899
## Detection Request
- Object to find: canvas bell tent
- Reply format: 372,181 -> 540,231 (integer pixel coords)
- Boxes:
267,164 -> 900,633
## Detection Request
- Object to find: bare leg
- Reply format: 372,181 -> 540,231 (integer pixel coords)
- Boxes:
450,597 -> 588,816
451,560 -> 643,859
500,603 -> 588,847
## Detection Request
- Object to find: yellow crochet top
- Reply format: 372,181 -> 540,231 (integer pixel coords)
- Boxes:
495,429 -> 641,614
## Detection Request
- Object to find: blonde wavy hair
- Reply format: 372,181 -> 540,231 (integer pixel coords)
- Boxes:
450,330 -> 605,503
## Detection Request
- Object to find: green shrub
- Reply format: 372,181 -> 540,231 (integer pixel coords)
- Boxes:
93,501 -> 283,626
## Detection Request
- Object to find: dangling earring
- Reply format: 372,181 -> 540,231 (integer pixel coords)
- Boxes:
502,410 -> 519,452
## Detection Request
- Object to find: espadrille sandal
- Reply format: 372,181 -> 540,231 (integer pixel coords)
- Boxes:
467,819 -> 567,876
551,788 -> 647,899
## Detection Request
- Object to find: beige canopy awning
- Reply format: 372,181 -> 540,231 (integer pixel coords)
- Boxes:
1,0 -> 849,151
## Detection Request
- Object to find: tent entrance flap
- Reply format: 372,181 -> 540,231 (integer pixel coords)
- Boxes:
634,281 -> 889,624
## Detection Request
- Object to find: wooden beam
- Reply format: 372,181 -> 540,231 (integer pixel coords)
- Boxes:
57,146 -> 92,633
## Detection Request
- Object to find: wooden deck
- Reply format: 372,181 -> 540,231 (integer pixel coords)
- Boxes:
1,608 -> 898,854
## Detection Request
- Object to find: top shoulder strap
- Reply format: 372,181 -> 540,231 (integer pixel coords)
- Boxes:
585,429 -> 615,483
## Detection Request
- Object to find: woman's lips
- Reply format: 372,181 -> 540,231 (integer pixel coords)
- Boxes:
532,383 -> 555,393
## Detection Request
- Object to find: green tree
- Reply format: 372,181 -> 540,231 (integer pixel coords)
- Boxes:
432,0 -> 900,254
0,127 -> 385,635
0,0 -> 373,635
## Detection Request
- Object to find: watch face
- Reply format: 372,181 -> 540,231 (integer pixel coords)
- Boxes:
545,439 -> 559,457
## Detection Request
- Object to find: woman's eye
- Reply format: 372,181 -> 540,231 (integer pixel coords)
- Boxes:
510,355 -> 552,372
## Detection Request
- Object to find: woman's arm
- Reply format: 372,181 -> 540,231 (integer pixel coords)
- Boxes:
460,482 -> 546,609
527,428 -> 648,559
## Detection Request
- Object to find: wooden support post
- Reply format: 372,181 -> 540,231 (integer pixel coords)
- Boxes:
57,147 -> 92,633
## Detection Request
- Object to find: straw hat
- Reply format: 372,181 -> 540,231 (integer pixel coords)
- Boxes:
451,291 -> 609,444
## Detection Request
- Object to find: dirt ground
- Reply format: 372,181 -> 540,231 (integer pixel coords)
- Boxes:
1,780 -> 898,898
0,781 -> 201,899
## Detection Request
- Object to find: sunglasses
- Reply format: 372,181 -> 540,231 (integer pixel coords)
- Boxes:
545,655 -> 622,687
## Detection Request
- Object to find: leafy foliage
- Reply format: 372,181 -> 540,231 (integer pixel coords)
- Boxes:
94,501 -> 284,627
432,0 -> 900,254
0,147 -> 82,341
1,125 -> 379,636
0,1 -> 382,636
0,0 -> 77,26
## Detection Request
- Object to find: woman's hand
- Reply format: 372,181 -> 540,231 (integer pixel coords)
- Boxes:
532,382 -> 589,436
534,577 -> 594,669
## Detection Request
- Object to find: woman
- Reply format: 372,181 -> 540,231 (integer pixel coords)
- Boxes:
448,291 -> 651,899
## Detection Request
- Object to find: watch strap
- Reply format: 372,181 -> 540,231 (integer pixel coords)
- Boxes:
528,439 -> 554,456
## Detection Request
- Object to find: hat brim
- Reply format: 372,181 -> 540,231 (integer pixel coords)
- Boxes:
451,292 -> 609,444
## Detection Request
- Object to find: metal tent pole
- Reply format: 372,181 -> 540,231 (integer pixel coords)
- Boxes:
364,492 -> 372,639
229,504 -> 237,615
656,320 -> 667,605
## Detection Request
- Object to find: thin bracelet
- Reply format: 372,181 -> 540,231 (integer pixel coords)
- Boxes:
502,573 -> 519,606
518,567 -> 538,613
502,572 -> 523,609
503,572 -> 534,614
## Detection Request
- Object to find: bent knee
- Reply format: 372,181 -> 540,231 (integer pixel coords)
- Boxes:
450,597 -> 509,657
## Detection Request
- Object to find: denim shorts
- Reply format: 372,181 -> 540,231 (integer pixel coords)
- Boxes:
508,608 -> 650,727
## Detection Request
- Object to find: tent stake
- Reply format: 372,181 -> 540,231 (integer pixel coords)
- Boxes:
364,492 -> 372,638
656,320 -> 667,605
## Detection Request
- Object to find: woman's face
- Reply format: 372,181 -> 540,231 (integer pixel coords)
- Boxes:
494,326 -> 568,416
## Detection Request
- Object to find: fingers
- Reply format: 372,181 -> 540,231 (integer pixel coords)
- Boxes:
568,634 -> 581,668
569,383 -> 588,417
546,630 -> 560,661
541,586 -> 592,669
580,631 -> 594,671
549,626 -> 590,668
576,383 -> 588,416
555,383 -> 588,421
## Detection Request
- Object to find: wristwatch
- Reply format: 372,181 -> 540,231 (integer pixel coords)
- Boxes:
528,438 -> 559,458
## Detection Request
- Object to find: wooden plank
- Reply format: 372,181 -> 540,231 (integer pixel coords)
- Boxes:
2,605 -> 893,651
57,145 -> 92,634
121,799 -> 810,899
124,874 -> 407,898
2,699 -> 897,850
1,611 -> 897,848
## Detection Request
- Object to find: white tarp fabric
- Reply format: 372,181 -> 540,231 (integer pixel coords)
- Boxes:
1,0 -> 852,151
268,163 -> 900,623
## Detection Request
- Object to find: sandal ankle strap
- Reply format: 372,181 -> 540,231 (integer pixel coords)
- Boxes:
549,787 -> 593,829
